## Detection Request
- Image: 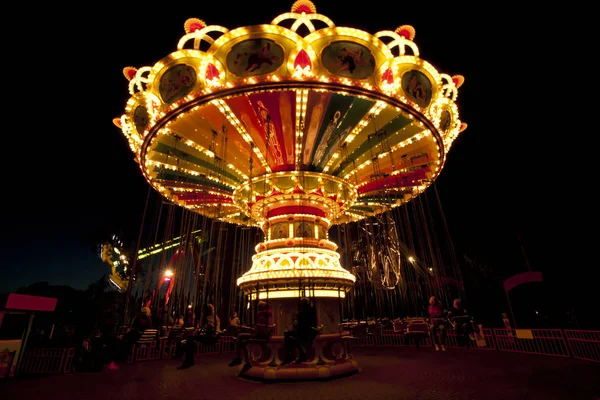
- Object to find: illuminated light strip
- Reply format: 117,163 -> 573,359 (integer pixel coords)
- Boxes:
226,162 -> 249,181
212,99 -> 271,173
148,156 -> 239,189
271,12 -> 335,33
145,160 -> 237,190
374,30 -> 420,57
303,27 -> 394,60
251,247 -> 345,261
438,74 -> 459,102
127,67 -> 153,95
250,290 -> 346,300
267,214 -> 331,226
177,25 -> 229,50
323,101 -> 387,174
137,242 -> 180,260
109,278 -> 124,291
257,238 -> 337,251
238,270 -> 355,285
294,89 -> 309,168
427,97 -> 461,152
343,129 -> 432,182
209,25 -> 293,53
170,187 -> 231,197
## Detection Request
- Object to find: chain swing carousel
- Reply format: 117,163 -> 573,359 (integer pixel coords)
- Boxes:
114,0 -> 466,381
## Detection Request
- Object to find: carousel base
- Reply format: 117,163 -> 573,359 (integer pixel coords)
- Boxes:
235,333 -> 360,382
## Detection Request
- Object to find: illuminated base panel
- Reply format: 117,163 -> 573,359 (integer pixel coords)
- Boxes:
238,245 -> 355,337
237,247 -> 355,296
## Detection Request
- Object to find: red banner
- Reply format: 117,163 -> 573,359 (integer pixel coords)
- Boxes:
503,271 -> 543,292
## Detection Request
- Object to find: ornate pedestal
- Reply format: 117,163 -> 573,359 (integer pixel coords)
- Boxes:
237,333 -> 359,382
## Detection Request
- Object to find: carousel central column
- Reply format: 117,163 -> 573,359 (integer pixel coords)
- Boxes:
236,172 -> 357,335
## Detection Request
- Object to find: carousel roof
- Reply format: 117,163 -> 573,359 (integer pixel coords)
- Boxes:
114,0 -> 466,226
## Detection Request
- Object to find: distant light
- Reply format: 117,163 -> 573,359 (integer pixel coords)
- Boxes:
428,267 -> 433,272
164,269 -> 174,277
408,256 -> 415,263
535,310 -> 539,315
188,304 -> 192,309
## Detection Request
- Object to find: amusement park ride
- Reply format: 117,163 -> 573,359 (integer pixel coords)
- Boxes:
100,235 -> 130,291
113,0 -> 466,380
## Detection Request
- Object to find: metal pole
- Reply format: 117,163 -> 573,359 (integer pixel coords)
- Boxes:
124,186 -> 152,326
15,312 -> 35,375
504,288 -> 518,329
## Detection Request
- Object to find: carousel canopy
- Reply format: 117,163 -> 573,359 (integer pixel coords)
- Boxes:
114,0 -> 465,227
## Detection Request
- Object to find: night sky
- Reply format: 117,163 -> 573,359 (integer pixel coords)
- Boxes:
2,3 -> 592,319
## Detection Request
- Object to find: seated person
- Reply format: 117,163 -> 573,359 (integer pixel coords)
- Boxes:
202,303 -> 221,336
105,307 -> 153,370
448,298 -> 472,348
282,297 -> 318,365
228,311 -> 240,334
229,311 -> 240,327
228,300 -> 272,368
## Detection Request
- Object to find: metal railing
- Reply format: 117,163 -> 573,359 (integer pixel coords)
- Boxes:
9,328 -> 599,377
18,347 -> 75,375
564,329 -> 600,363
1,351 -> 16,378
493,329 -> 570,358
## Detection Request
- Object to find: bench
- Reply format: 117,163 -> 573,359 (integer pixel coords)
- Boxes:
130,328 -> 159,361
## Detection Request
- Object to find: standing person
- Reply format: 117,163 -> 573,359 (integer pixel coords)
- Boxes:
428,296 -> 447,351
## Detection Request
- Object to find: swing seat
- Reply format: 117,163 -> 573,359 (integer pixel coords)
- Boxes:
195,327 -> 222,346
248,324 -> 276,344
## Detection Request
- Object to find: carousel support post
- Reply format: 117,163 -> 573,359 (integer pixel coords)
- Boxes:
124,186 -> 151,327
504,287 -> 518,329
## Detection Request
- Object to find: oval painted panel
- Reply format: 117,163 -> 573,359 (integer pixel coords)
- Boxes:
159,64 -> 197,104
440,109 -> 451,132
133,105 -> 150,135
401,70 -> 433,108
322,41 -> 376,79
227,39 -> 284,77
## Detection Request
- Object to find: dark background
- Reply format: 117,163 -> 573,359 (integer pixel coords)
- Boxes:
2,3 -> 593,327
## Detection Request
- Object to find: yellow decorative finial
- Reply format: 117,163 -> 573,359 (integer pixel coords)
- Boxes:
184,18 -> 206,34
395,25 -> 416,41
123,67 -> 137,81
452,75 -> 465,88
291,0 -> 316,14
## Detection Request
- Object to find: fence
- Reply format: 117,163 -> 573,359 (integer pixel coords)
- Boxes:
1,351 -> 16,378
564,329 -> 600,363
353,328 -> 496,350
18,347 -> 75,375
352,327 -> 596,362
493,329 -> 570,358
10,328 -> 599,377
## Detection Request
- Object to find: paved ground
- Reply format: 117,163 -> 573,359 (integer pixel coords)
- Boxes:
2,347 -> 599,400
